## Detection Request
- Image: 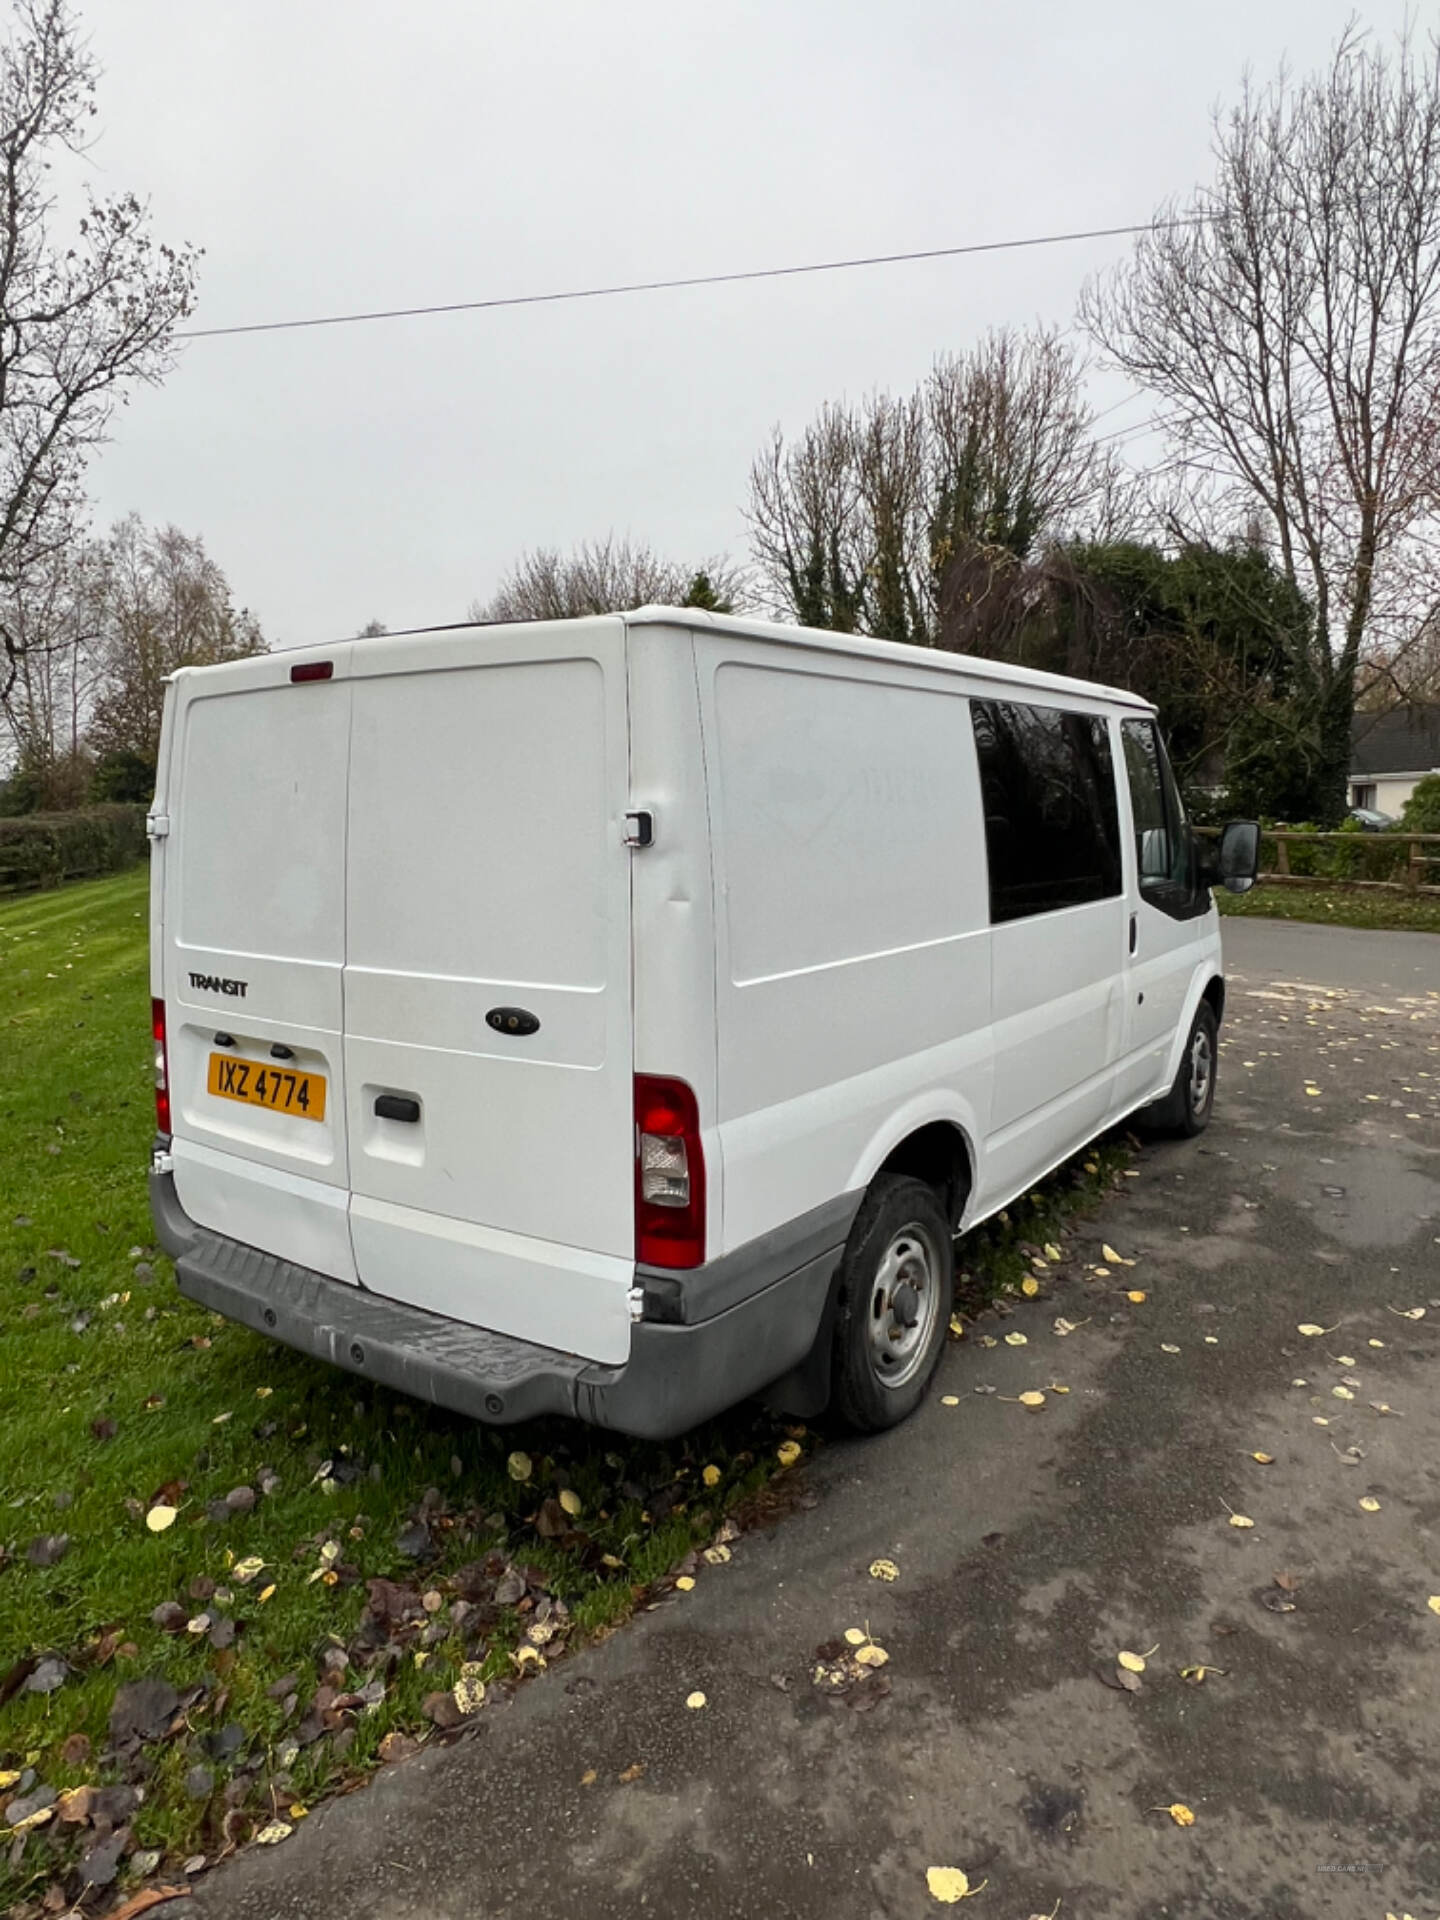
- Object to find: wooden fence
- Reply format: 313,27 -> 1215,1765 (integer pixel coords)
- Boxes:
1199,826 -> 1440,896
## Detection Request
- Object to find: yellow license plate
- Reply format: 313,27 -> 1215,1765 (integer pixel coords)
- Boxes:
207,1053 -> 327,1123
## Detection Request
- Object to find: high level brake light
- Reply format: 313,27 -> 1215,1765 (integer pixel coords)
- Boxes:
634,1075 -> 706,1269
152,998 -> 171,1137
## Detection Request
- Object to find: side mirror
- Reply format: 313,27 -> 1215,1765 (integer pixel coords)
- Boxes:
1215,819 -> 1260,893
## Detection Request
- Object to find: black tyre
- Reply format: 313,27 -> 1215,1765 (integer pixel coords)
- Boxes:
830,1172 -> 953,1433
1144,1001 -> 1218,1138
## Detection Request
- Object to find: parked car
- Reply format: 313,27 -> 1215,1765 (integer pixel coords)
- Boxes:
1348,806 -> 1396,831
147,610 -> 1260,1438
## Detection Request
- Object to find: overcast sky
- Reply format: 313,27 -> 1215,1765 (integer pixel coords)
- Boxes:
81,0 -> 1417,647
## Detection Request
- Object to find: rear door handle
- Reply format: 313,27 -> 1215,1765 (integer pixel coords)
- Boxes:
1129,913 -> 1138,955
374,1094 -> 420,1123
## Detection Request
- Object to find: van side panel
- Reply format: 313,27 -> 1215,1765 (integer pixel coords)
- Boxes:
696,642 -> 992,1253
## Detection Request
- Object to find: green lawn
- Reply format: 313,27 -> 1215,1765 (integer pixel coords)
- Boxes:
0,870 -> 1125,1914
1218,884 -> 1440,935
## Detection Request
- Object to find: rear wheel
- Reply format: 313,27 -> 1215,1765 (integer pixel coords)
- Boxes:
831,1173 -> 953,1432
1144,1001 -> 1218,1138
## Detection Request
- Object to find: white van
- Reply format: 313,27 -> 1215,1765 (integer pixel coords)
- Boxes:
148,609 -> 1258,1438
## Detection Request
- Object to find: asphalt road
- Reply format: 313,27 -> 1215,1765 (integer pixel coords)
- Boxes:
194,917 -> 1440,1920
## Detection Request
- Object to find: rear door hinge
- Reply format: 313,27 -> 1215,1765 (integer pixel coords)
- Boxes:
146,813 -> 170,840
622,809 -> 654,849
152,1147 -> 174,1175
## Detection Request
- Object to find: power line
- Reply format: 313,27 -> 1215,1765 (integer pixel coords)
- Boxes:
176,216 -> 1207,343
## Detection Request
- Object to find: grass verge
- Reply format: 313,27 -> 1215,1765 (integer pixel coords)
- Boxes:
0,869 -> 1128,1915
1218,885 -> 1440,935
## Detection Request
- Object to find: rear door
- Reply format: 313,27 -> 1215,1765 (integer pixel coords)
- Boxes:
342,621 -> 636,1364
164,649 -> 358,1282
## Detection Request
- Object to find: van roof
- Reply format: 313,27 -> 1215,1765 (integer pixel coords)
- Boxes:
179,607 -> 1155,712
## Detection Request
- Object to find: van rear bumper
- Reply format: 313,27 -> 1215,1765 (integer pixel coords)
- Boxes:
150,1171 -> 840,1440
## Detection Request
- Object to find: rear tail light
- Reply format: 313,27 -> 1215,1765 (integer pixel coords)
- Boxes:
152,997 -> 171,1136
634,1074 -> 706,1269
290,660 -> 334,683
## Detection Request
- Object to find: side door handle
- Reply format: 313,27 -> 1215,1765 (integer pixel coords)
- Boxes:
1129,913 -> 1138,955
374,1094 -> 420,1123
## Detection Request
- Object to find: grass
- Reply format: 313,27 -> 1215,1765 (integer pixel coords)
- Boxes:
0,869 -> 1128,1914
1218,884 -> 1440,935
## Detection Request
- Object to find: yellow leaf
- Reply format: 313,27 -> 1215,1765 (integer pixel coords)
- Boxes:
1091,1266 -> 1111,1278
0,1772 -> 18,1792
702,1465 -> 721,1488
675,1576 -> 695,1592
1017,1390 -> 1046,1408
979,1334 -> 997,1347
1388,1305 -> 1426,1320
844,1628 -> 867,1646
1335,1355 -> 1356,1367
580,1768 -> 598,1786
1021,1276 -> 1040,1297
454,1665 -> 487,1714
255,1822 -> 292,1845
233,1555 -> 265,1584
1228,1514 -> 1254,1529
1047,1382 -> 1070,1394
1296,1324 -> 1331,1337
948,1313 -> 965,1339
1102,1245 -> 1123,1264
1117,1650 -> 1146,1673
703,1544 -> 732,1565
1161,1343 -> 1180,1354
1332,1385 -> 1354,1401
1163,1802 -> 1196,1826
869,1558 -> 900,1582
1305,1086 -> 1321,1097
512,1645 -> 542,1668
1368,1339 -> 1384,1349
1312,1416 -> 1329,1426
413,1649 -> 429,1668
776,1440 -> 802,1468
145,1504 -> 177,1532
1127,1290 -> 1147,1304
258,1584 -> 276,1603
1359,1496 -> 1381,1512
685,1690 -> 707,1710
1044,1244 -> 1062,1262
926,1866 -> 985,1902
941,1394 -> 960,1406
289,1803 -> 309,1819
1083,1160 -> 1098,1173
507,1451 -> 532,1482
854,1643 -> 889,1668
559,1489 -> 583,1517
1427,1597 -> 1440,1615
1004,1332 -> 1028,1347
1251,1452 -> 1274,1464
255,1385 -> 273,1397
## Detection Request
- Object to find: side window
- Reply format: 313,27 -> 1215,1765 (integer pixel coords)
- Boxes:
1121,718 -> 1195,906
970,699 -> 1123,923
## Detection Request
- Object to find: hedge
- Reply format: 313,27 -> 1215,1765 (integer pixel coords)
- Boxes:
0,804 -> 149,891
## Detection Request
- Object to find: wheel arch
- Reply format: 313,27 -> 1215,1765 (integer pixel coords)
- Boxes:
847,1099 -> 979,1232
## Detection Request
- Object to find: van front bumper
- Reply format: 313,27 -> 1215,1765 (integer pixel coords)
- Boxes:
150,1170 -> 843,1440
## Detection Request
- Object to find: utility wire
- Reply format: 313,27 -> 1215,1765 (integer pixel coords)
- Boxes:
176,216 -> 1208,342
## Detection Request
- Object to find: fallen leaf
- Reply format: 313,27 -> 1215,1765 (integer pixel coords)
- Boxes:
674,1575 -> 695,1592
926,1866 -> 985,1902
1126,1290 -> 1147,1304
145,1505 -> 177,1533
854,1644 -> 889,1668
703,1544 -> 732,1566
1117,1650 -> 1147,1673
948,1313 -> 965,1340
776,1440 -> 802,1468
1332,1385 -> 1354,1401
1251,1452 -> 1274,1464
1387,1306 -> 1426,1320
1428,1597 -> 1440,1615
255,1822 -> 292,1845
1004,1332 -> 1028,1347
1160,1343 -> 1181,1354
940,1395 -> 959,1406
702,1465 -> 721,1488
452,1664 -> 486,1715
1359,1497 -> 1381,1512
1228,1514 -> 1255,1529
1021,1276 -> 1040,1298
685,1690 -> 707,1709
232,1556 -> 265,1585
507,1451 -> 533,1482
559,1489 -> 583,1518
580,1768 -> 597,1787
1017,1390 -> 1046,1408
258,1584 -> 276,1604
1297,1324 -> 1335,1337
869,1559 -> 899,1583
618,1762 -> 645,1783
1274,1570 -> 1302,1591
1153,1802 -> 1196,1826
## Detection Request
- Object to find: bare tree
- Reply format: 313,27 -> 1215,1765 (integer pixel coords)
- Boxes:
469,537 -> 748,624
0,2 -> 199,700
86,515 -> 264,781
1082,27 -> 1440,819
747,329 -> 1111,648
0,541 -> 98,805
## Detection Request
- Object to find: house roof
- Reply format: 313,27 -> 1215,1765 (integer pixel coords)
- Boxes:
1350,705 -> 1440,777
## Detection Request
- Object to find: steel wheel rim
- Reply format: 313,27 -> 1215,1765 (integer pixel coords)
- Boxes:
867,1222 -> 942,1390
1189,1027 -> 1213,1113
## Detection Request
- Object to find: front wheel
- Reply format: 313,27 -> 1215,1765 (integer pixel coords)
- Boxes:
1144,1002 -> 1218,1138
830,1173 -> 953,1433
